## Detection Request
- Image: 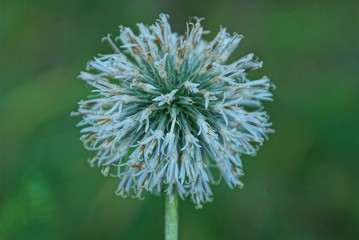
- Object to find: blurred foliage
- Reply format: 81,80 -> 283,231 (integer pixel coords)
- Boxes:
1,0 -> 358,239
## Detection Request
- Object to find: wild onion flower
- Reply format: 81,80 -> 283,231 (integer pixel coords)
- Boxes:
73,14 -> 274,209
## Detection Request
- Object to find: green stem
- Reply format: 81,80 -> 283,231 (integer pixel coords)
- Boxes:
165,193 -> 178,240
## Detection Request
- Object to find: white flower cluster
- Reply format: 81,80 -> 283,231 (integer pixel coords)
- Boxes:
74,14 -> 274,208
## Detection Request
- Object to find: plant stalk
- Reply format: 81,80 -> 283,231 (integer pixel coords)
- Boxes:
165,193 -> 178,240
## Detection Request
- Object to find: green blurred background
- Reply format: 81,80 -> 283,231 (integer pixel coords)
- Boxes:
1,0 -> 358,239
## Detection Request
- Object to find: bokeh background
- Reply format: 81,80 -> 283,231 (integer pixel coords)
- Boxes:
1,0 -> 358,239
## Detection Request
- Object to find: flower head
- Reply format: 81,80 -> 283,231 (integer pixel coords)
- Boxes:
74,14 -> 274,208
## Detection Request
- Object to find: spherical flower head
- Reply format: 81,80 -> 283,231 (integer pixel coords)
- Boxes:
74,14 -> 274,208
